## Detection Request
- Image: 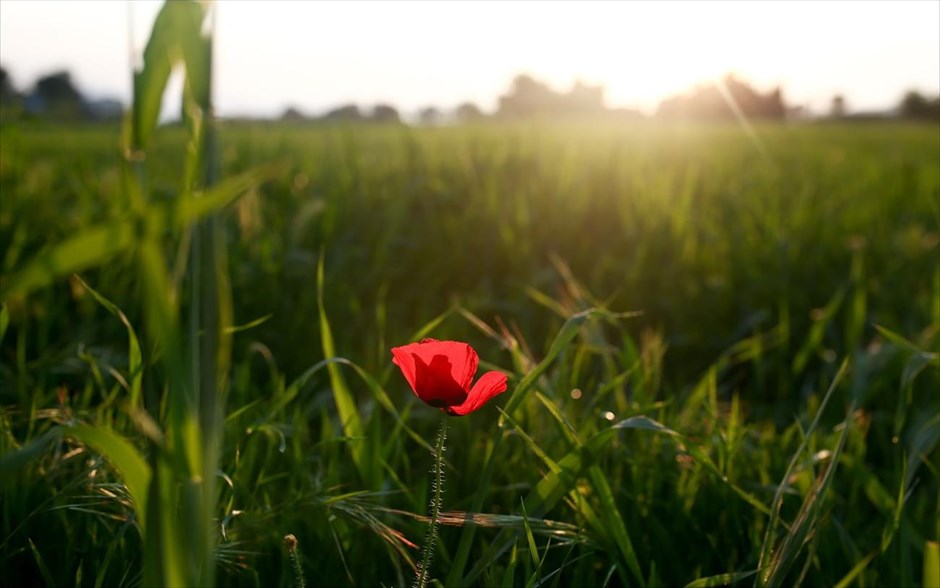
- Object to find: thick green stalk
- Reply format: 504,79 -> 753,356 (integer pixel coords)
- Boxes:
126,2 -> 225,585
414,416 -> 448,588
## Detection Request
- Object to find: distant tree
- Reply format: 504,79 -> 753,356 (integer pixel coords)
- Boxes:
322,104 -> 362,122
0,66 -> 21,121
418,106 -> 440,126
498,74 -> 555,118
0,66 -> 18,104
764,87 -> 786,119
656,74 -> 786,121
899,90 -> 940,121
455,101 -> 484,122
564,80 -> 605,115
281,106 -> 306,121
0,68 -> 20,122
830,94 -> 846,119
496,74 -> 608,119
371,103 -> 401,123
31,71 -> 87,119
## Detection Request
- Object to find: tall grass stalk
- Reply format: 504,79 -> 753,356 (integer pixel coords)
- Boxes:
124,2 -> 230,585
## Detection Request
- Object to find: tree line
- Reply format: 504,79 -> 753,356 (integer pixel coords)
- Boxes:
0,68 -> 122,122
1,65 -> 937,125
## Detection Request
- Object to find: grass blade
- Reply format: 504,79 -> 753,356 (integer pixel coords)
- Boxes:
758,358 -> 850,577
684,570 -> 757,588
73,275 -> 143,407
792,287 -> 845,375
757,361 -> 855,588
28,538 -> 56,587
500,308 -> 609,423
832,552 -> 876,588
317,253 -> 366,480
1,167 -> 269,300
63,425 -> 151,534
130,1 -> 203,150
1,222 -> 137,299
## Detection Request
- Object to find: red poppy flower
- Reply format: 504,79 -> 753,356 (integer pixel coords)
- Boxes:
391,338 -> 508,416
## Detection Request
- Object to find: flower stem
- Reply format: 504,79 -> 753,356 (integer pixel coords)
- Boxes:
414,416 -> 447,588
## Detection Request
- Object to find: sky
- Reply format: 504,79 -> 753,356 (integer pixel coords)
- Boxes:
0,0 -> 938,118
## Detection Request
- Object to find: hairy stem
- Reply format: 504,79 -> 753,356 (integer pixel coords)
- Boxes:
414,416 -> 448,588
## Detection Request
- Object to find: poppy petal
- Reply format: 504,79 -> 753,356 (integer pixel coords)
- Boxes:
391,345 -> 420,393
392,341 -> 474,408
396,340 -> 477,391
411,352 -> 468,407
448,371 -> 508,416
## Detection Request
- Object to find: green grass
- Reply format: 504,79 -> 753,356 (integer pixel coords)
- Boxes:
0,23 -> 938,585
2,117 -> 936,588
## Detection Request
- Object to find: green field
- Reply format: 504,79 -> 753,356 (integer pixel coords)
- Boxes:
1,115 -> 939,588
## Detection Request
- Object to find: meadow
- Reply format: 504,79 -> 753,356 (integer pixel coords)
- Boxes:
1,115 -> 938,587
0,7 -> 939,586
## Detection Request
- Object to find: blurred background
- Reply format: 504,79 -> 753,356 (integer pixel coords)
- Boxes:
1,0 -> 938,123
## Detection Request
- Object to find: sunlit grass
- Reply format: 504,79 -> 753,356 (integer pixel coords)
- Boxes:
0,4 -> 938,586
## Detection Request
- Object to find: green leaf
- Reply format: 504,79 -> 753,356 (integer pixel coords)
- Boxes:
497,407 -> 562,476
533,391 -> 579,446
1,222 -> 138,300
608,416 -> 771,516
1,167 -> 270,300
759,358 -> 849,581
0,427 -> 63,475
179,167 -> 272,225
29,538 -> 56,588
461,446 -> 588,586
792,287 -> 845,374
224,313 -> 273,334
73,275 -> 143,407
609,415 -> 676,435
274,355 -> 433,456
131,1 -> 206,149
874,324 -> 933,356
499,405 -> 638,585
63,425 -> 151,535
500,308 -> 607,423
586,464 -> 643,586
682,569 -> 756,588
758,362 -> 855,588
520,498 -> 541,570
335,357 -> 434,455
317,253 -> 365,479
833,552 -> 876,588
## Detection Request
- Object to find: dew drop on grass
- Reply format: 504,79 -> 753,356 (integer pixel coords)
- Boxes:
603,411 -> 615,421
